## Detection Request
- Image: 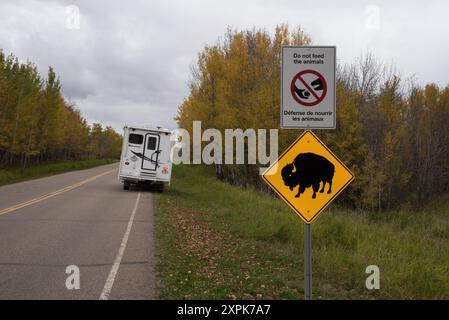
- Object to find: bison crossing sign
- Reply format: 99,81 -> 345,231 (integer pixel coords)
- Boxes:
281,46 -> 336,129
261,130 -> 354,224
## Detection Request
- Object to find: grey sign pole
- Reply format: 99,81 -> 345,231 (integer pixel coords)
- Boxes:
304,223 -> 312,300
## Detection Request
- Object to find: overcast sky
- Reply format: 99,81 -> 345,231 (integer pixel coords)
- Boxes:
1,0 -> 448,132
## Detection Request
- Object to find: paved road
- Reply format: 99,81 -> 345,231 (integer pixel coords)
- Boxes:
0,164 -> 158,299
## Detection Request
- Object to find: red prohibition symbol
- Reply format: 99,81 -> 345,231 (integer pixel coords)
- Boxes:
290,69 -> 327,107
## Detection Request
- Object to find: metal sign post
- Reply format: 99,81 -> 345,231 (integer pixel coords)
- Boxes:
262,130 -> 355,300
264,45 -> 354,300
304,223 -> 312,300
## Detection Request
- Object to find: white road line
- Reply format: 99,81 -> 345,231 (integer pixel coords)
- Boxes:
99,192 -> 141,300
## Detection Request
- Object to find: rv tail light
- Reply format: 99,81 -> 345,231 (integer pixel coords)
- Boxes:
162,165 -> 169,174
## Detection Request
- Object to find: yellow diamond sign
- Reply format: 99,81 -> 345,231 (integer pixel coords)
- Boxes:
262,130 -> 354,224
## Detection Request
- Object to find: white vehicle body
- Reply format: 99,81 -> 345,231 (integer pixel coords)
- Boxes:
118,125 -> 173,190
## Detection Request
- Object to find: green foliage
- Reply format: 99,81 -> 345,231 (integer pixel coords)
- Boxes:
0,50 -> 122,168
156,165 -> 449,299
176,26 -> 449,210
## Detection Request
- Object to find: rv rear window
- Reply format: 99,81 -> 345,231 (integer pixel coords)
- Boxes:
147,136 -> 157,150
129,134 -> 143,144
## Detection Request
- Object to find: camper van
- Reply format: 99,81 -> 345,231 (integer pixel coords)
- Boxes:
118,125 -> 173,191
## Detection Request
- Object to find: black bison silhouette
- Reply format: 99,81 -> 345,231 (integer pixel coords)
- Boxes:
281,153 -> 335,199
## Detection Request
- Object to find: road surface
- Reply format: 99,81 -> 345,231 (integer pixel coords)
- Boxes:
0,163 -> 158,299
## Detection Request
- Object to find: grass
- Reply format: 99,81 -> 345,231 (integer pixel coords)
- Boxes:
0,159 -> 116,186
154,165 -> 449,300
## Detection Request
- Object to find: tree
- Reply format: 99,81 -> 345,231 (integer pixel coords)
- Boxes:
0,50 -> 122,168
176,25 -> 449,210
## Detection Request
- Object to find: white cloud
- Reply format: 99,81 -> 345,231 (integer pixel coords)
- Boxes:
1,0 -> 448,132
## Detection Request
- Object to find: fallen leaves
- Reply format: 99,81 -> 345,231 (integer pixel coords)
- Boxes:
162,196 -> 303,299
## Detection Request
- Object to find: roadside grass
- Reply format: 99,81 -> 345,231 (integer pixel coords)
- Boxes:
155,165 -> 449,299
0,159 -> 116,186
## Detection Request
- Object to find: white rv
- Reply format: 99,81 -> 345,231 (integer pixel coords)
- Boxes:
118,125 -> 173,191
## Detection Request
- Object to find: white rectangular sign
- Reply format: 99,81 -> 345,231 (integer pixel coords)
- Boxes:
281,46 -> 336,129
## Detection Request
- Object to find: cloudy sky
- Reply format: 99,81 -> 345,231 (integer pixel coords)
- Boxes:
1,0 -> 448,131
